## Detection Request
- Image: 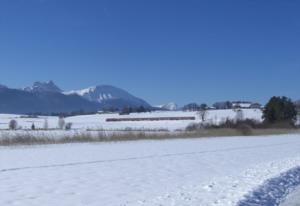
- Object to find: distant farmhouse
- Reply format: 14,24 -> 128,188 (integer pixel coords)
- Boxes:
182,101 -> 263,111
212,101 -> 262,110
231,101 -> 262,109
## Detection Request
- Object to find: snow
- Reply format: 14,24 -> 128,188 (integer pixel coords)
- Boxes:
65,86 -> 97,96
281,185 -> 300,206
64,85 -> 117,103
238,166 -> 300,205
232,102 -> 252,108
157,102 -> 178,111
23,81 -> 62,93
1,134 -> 300,206
0,109 -> 264,131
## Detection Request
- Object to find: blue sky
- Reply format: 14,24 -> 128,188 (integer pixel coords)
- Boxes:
0,0 -> 299,106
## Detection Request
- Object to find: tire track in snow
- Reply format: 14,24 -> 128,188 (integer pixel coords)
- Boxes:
1,140 -> 300,173
238,166 -> 300,206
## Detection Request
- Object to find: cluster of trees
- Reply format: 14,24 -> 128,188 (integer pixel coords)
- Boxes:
8,117 -> 73,131
263,96 -> 297,125
26,106 -> 152,117
181,103 -> 209,122
119,106 -> 150,115
186,96 -> 299,128
182,103 -> 208,111
183,101 -> 262,111
213,101 -> 233,110
26,110 -> 97,117
183,101 -> 235,111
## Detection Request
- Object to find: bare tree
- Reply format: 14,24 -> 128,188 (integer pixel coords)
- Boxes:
235,109 -> 244,122
198,109 -> 207,122
58,117 -> 65,130
9,119 -> 18,130
43,119 -> 49,130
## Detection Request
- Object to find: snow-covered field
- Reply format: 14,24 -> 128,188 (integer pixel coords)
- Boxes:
0,109 -> 263,132
1,134 -> 300,206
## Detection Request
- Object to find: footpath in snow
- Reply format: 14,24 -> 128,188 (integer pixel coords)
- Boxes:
1,134 -> 300,206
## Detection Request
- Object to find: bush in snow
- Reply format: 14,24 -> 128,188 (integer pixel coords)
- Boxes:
236,123 -> 252,136
218,119 -> 259,129
186,123 -> 203,131
9,119 -> 18,130
65,122 -> 72,130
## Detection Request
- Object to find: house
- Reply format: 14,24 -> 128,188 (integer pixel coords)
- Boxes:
232,101 -> 252,108
231,101 -> 262,109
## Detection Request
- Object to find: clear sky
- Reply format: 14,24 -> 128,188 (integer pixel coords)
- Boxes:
0,0 -> 299,106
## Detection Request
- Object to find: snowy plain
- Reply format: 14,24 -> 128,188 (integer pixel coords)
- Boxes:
1,134 -> 300,206
0,109 -> 263,132
0,109 -> 264,140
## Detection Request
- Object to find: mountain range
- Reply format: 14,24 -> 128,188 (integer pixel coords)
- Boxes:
0,81 -> 151,114
65,85 -> 150,109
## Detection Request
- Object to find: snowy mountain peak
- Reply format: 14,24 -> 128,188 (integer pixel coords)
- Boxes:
158,102 -> 178,111
66,85 -> 115,102
65,85 -> 151,108
24,81 -> 62,93
66,86 -> 97,97
0,84 -> 7,89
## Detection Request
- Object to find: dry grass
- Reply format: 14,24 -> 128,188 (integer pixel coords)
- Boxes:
0,128 -> 299,146
186,128 -> 300,138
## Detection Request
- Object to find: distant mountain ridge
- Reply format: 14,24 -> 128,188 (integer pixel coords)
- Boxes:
0,87 -> 99,114
0,81 -> 151,114
24,81 -> 63,93
65,85 -> 151,109
0,84 -> 7,89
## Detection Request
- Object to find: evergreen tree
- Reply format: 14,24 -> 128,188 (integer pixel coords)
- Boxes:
137,106 -> 146,113
263,96 -> 297,124
200,103 -> 208,110
31,123 -> 35,130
